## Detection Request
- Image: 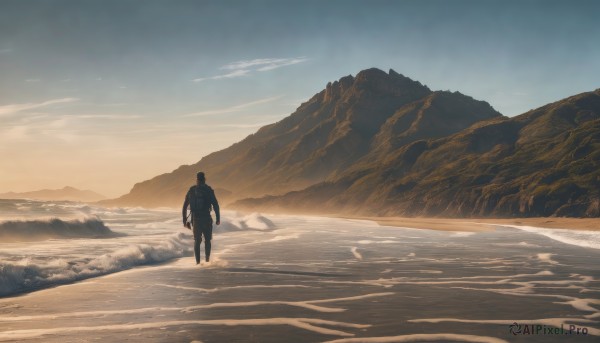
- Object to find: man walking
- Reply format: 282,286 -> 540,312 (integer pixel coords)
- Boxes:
182,172 -> 220,264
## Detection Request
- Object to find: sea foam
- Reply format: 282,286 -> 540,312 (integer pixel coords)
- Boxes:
0,218 -> 123,242
504,225 -> 600,250
0,232 -> 193,297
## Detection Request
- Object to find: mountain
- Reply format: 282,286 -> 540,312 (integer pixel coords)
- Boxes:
105,68 -> 502,207
234,89 -> 600,218
0,186 -> 107,202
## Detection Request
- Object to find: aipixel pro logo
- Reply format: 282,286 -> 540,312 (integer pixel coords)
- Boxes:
509,322 -> 589,336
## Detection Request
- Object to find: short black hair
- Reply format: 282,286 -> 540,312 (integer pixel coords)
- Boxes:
196,172 -> 206,182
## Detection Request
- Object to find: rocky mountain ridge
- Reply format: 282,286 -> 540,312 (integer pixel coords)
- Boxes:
106,68 -> 501,208
235,89 -> 600,217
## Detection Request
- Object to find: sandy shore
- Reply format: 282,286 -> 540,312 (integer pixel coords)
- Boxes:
344,216 -> 600,232
1,214 -> 599,342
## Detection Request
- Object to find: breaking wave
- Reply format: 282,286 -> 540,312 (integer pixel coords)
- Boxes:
0,218 -> 123,242
506,225 -> 600,250
0,232 -> 193,297
219,213 -> 276,232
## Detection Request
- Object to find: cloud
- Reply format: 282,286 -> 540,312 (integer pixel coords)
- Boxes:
1,111 -> 142,144
192,56 -> 307,82
221,57 -> 308,71
184,95 -> 282,117
192,69 -> 251,82
0,98 -> 79,117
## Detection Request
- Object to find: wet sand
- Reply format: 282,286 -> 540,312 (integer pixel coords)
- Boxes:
346,216 -> 600,232
1,214 -> 599,342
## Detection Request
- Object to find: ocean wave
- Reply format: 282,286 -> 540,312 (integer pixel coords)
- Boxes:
0,218 -> 123,242
220,213 -> 276,232
505,225 -> 600,250
0,232 -> 193,297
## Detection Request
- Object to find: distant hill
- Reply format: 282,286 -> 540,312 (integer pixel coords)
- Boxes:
0,186 -> 107,202
234,89 -> 600,217
104,68 -> 501,207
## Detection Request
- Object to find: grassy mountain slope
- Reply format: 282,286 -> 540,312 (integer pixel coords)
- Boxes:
234,89 -> 600,217
106,68 -> 500,207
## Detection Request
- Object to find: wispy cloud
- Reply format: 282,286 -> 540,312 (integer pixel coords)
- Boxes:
192,56 -> 307,82
222,57 -> 308,71
183,95 -> 282,117
1,111 -> 142,144
192,69 -> 251,82
0,98 -> 79,117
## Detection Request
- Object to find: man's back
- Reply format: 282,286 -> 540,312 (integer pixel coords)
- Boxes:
188,184 -> 213,217
182,172 -> 221,264
183,182 -> 220,223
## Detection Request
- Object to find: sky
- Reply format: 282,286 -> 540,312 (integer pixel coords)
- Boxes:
1,0 -> 599,197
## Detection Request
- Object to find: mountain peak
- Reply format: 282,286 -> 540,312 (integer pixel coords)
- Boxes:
388,68 -> 401,77
354,68 -> 430,94
355,67 -> 389,80
324,74 -> 354,102
354,67 -> 415,84
106,68 -> 501,208
323,68 -> 430,103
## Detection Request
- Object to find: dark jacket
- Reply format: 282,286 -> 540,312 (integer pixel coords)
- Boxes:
182,184 -> 220,224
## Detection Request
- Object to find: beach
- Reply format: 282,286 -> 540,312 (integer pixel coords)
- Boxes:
347,216 -> 600,232
0,201 -> 599,342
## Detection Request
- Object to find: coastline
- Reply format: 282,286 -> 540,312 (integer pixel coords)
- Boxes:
341,216 -> 600,232
231,207 -> 600,232
2,213 -> 599,342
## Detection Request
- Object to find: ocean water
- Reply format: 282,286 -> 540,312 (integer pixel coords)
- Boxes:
0,200 -> 181,296
0,199 -> 599,342
0,199 -> 271,297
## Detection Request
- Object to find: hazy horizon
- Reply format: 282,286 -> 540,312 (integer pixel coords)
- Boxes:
1,0 -> 599,197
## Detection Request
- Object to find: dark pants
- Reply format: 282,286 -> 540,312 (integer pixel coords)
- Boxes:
192,215 -> 213,263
